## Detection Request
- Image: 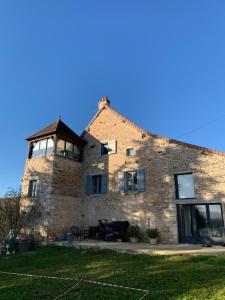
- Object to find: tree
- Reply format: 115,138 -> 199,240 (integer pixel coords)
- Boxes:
0,189 -> 42,239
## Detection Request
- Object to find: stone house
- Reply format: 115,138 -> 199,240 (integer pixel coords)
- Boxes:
21,97 -> 225,244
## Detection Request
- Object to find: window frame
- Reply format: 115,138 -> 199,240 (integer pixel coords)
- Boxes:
175,172 -> 195,200
126,148 -> 136,157
28,180 -> 38,198
125,170 -> 138,192
56,139 -> 81,161
101,143 -> 109,156
31,138 -> 54,158
86,174 -> 108,195
100,140 -> 117,156
92,175 -> 102,195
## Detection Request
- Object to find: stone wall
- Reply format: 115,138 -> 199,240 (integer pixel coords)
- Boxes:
22,155 -> 82,237
22,156 -> 54,236
21,103 -> 225,243
48,155 -> 82,233
81,106 -> 225,243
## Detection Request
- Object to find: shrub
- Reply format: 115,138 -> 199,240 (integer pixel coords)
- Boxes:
0,189 -> 42,241
127,225 -> 143,239
146,228 -> 159,239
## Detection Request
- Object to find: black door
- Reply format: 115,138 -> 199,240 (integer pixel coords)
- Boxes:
177,204 -> 224,245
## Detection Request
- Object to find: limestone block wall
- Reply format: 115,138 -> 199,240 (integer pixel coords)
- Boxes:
22,156 -> 54,236
21,104 -> 225,243
81,106 -> 225,243
22,154 -> 82,236
22,155 -> 54,198
48,155 -> 83,233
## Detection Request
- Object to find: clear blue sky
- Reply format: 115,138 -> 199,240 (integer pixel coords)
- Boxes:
1,1 -> 225,195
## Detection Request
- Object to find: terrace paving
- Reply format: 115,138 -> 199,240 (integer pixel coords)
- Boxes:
51,240 -> 225,256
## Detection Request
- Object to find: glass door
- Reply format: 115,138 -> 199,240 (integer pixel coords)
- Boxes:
177,203 -> 224,244
208,204 -> 224,243
194,205 -> 209,238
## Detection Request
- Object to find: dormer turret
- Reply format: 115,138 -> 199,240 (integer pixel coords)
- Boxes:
26,117 -> 85,162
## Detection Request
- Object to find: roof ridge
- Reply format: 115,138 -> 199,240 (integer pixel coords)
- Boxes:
26,118 -> 85,145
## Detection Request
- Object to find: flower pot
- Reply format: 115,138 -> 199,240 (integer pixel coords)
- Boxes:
130,237 -> 138,243
150,238 -> 157,245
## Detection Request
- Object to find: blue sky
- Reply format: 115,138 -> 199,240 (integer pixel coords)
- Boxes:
1,1 -> 225,195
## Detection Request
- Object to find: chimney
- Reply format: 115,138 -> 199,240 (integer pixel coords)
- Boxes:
98,96 -> 110,110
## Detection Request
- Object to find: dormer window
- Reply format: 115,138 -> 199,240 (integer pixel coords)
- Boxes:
56,139 -> 81,161
27,117 -> 85,161
31,138 -> 54,158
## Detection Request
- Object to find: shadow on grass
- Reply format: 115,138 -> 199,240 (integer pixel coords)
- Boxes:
1,246 -> 225,299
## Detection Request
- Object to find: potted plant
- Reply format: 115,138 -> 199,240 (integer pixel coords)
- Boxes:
127,225 -> 142,243
146,228 -> 159,244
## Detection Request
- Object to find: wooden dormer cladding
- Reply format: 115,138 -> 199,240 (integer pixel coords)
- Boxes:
26,117 -> 86,161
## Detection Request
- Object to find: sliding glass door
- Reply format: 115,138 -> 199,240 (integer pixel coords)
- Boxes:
209,204 -> 224,243
177,204 -> 224,244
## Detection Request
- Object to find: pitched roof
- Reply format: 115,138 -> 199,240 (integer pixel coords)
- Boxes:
83,103 -> 225,157
26,117 -> 85,146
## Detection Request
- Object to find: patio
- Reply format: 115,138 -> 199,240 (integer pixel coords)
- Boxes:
52,240 -> 225,256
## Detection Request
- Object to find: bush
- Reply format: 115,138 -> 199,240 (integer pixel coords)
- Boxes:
126,225 -> 143,239
146,228 -> 159,239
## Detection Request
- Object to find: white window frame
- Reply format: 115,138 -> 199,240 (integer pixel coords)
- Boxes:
100,140 -> 117,156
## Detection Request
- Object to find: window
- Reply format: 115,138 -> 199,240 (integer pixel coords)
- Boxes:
126,171 -> 138,191
118,169 -> 145,193
28,180 -> 37,198
66,141 -> 73,152
126,148 -> 136,156
92,175 -> 102,194
46,138 -> 54,155
39,139 -> 47,157
175,173 -> 195,199
31,138 -> 54,158
100,140 -> 117,156
56,139 -> 65,155
86,174 -> 108,195
56,139 -> 81,161
101,143 -> 109,155
32,142 -> 40,158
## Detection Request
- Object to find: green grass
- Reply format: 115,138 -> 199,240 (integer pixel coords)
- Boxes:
1,246 -> 225,299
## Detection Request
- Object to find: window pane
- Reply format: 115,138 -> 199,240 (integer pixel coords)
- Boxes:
74,145 -> 80,154
195,205 -> 208,237
126,172 -> 133,191
133,172 -> 138,190
46,138 -> 54,155
126,171 -> 138,192
177,174 -> 194,199
178,205 -> 192,237
66,142 -> 73,152
28,180 -> 37,198
209,205 -> 224,238
31,142 -> 40,158
57,140 -> 65,155
39,139 -> 47,156
126,148 -> 136,156
92,175 -> 102,194
101,143 -> 108,155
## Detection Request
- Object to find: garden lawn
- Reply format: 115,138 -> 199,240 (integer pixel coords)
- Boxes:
1,246 -> 225,299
